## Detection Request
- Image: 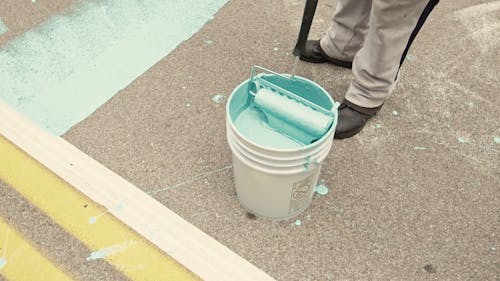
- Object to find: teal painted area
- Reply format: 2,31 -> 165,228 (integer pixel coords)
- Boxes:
0,0 -> 228,135
494,137 -> 500,144
0,258 -> 6,269
0,18 -> 8,35
229,75 -> 336,149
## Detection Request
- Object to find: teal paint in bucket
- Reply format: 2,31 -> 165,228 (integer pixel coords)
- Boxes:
226,70 -> 338,219
229,70 -> 337,149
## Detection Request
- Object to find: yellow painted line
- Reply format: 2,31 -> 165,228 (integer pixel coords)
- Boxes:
0,136 -> 199,281
0,216 -> 73,281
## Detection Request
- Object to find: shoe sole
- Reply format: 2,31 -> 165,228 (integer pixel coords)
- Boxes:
299,55 -> 352,69
334,125 -> 364,139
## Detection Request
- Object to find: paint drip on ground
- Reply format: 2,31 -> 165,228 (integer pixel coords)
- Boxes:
88,204 -> 124,224
0,258 -> 6,269
86,240 -> 136,261
293,219 -> 302,226
0,18 -> 8,36
211,94 -> 225,104
414,146 -> 428,150
494,137 -> 500,144
88,216 -> 98,224
315,183 -> 329,195
230,75 -> 336,149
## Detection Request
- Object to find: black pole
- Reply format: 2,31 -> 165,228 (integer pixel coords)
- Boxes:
293,0 -> 319,57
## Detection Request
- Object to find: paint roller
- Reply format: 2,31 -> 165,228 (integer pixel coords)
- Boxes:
247,0 -> 333,145
248,67 -> 335,144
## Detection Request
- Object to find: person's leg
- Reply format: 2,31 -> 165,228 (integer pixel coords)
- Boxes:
336,0 -> 439,139
346,0 -> 439,108
320,0 -> 372,62
300,0 -> 371,67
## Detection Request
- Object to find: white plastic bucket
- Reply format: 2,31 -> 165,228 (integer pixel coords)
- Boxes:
226,75 -> 338,220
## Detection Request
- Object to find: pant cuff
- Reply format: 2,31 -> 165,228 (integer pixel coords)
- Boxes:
344,82 -> 387,109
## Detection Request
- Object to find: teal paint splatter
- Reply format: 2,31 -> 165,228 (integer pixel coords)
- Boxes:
204,39 -> 214,45
315,184 -> 329,195
211,94 -> 225,104
86,249 -> 109,260
115,203 -> 124,212
88,204 -> 123,224
406,54 -> 414,61
0,18 -> 8,36
457,136 -> 469,144
375,123 -> 382,129
86,241 -> 135,261
413,146 -> 427,150
0,0 -> 228,135
0,258 -> 6,269
88,216 -> 98,224
304,156 -> 312,171
494,137 -> 500,144
293,219 -> 302,226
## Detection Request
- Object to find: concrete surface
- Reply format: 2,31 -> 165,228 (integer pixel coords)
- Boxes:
1,0 -> 499,280
62,0 -> 499,280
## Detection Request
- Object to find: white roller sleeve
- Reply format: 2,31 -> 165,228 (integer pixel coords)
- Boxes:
254,88 -> 333,139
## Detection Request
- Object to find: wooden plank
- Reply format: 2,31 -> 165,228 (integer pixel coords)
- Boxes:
0,100 -> 276,281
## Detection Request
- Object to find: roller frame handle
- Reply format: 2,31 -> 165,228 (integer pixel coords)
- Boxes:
293,0 -> 319,57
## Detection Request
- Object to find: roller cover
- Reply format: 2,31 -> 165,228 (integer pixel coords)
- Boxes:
254,88 -> 333,142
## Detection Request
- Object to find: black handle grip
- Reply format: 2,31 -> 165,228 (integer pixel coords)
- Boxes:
293,0 -> 319,57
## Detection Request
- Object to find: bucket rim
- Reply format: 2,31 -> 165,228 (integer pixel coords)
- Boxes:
227,126 -> 332,164
227,131 -> 332,169
226,75 -> 338,153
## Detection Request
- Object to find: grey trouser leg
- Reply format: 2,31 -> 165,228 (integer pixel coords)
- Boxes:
321,0 -> 439,108
320,0 -> 371,61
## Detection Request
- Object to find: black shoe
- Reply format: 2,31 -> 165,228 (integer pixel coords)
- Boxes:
299,40 -> 352,69
334,100 -> 382,139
